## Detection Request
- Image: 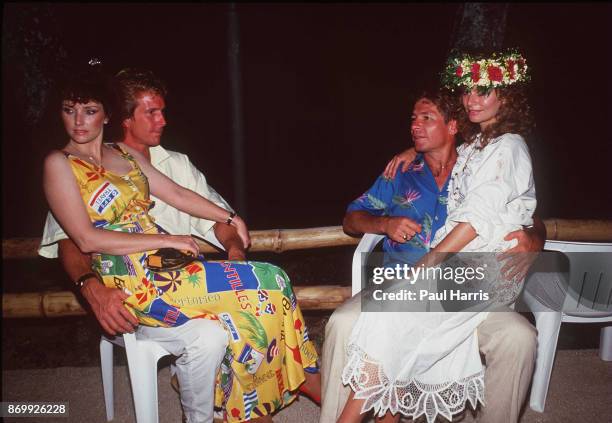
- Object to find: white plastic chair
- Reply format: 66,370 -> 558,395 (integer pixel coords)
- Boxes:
520,240 -> 612,412
100,231 -> 225,422
351,233 -> 385,296
100,333 -> 172,422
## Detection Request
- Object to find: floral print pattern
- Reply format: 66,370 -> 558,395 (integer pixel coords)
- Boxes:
347,154 -> 449,266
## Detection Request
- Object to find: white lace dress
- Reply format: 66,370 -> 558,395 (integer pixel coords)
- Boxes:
343,133 -> 536,422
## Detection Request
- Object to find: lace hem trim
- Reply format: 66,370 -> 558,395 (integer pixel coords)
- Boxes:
342,344 -> 485,423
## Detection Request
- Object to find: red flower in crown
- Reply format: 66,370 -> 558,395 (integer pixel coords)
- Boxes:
487,65 -> 503,82
455,66 -> 463,77
470,63 -> 480,82
506,59 -> 516,80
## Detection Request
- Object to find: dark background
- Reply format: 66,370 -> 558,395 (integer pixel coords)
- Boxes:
3,3 -> 612,239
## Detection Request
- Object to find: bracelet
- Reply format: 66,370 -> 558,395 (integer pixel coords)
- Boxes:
75,272 -> 102,289
226,211 -> 236,225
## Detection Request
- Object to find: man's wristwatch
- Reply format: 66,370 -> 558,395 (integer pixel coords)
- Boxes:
75,272 -> 102,289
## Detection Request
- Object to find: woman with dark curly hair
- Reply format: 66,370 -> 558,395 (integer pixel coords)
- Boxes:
339,51 -> 538,423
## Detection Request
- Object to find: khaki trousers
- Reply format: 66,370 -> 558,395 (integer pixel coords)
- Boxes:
320,295 -> 537,423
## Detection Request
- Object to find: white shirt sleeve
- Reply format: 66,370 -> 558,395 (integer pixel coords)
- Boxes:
447,134 -> 536,244
38,212 -> 68,258
186,156 -> 234,239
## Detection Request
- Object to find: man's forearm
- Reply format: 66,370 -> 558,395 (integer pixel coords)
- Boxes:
58,238 -> 98,289
213,222 -> 246,260
343,211 -> 388,237
58,238 -> 137,334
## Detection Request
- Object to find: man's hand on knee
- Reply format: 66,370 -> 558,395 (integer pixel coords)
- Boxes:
81,281 -> 138,335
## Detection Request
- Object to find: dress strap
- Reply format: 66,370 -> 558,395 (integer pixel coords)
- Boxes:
108,143 -> 140,172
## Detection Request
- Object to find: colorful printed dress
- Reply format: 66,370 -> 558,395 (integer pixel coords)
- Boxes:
63,145 -> 318,422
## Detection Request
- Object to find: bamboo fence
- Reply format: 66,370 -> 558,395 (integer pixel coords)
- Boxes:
3,220 -> 612,318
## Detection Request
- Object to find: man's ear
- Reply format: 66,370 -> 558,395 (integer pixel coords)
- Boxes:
122,117 -> 130,129
448,119 -> 458,136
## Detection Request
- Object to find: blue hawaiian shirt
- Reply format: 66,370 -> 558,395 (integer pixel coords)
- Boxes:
347,154 -> 449,266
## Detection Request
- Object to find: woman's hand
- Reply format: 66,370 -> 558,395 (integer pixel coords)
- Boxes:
230,215 -> 251,249
383,148 -> 417,179
166,235 -> 200,257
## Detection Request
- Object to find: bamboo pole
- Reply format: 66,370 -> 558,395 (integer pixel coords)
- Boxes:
2,291 -> 87,318
4,220 -> 612,259
543,219 -> 612,242
2,285 -> 352,318
2,226 -> 359,260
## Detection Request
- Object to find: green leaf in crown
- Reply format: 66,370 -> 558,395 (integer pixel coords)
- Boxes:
238,311 -> 269,351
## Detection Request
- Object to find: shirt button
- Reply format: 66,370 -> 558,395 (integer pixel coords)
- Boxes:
435,216 -> 439,221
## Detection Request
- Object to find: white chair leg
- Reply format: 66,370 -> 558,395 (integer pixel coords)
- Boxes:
100,338 -> 115,421
529,311 -> 563,413
124,343 -> 161,423
127,358 -> 161,423
599,325 -> 612,361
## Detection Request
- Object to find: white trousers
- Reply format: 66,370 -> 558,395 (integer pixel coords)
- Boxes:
137,319 -> 228,423
320,295 -> 537,423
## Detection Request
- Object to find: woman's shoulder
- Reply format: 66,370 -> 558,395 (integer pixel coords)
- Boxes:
490,133 -> 529,154
42,150 -> 76,182
492,132 -> 526,146
43,149 -> 70,167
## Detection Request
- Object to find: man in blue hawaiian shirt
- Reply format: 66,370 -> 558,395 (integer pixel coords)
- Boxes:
320,89 -> 545,423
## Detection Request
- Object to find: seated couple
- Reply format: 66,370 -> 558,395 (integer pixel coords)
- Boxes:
39,65 -> 320,423
322,50 -> 543,423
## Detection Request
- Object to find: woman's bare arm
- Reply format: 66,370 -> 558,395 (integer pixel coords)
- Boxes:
417,222 -> 477,268
121,143 -> 250,248
43,151 -> 199,256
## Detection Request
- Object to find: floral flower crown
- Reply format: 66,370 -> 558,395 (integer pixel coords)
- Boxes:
441,50 -> 530,94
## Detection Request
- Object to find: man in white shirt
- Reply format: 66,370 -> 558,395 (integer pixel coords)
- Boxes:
39,68 -> 242,423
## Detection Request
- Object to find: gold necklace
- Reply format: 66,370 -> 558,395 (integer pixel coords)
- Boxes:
87,144 -> 107,168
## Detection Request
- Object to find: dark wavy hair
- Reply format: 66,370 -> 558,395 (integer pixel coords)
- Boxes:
113,68 -> 167,122
457,84 -> 535,148
415,88 -> 463,124
58,62 -> 113,117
